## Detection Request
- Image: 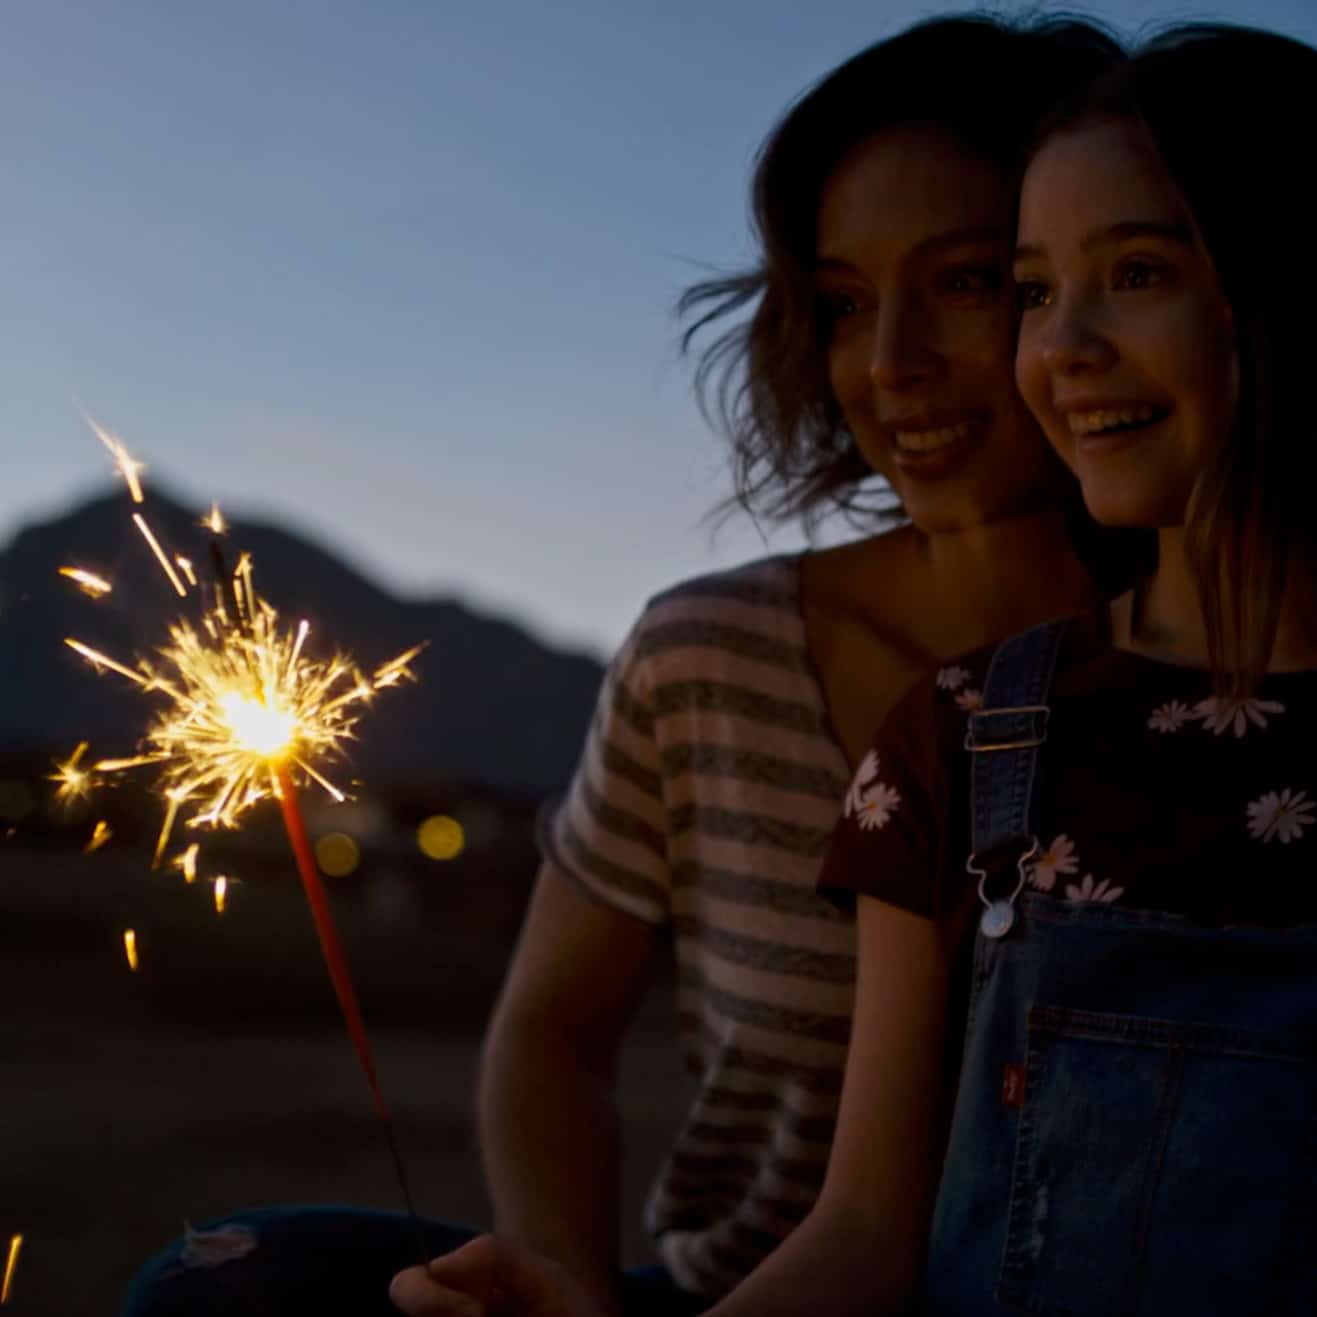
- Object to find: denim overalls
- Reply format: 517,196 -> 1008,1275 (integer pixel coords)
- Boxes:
922,622 -> 1317,1315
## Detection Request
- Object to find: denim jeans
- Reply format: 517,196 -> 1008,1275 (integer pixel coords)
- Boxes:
932,622 -> 1317,1313
118,1205 -> 712,1316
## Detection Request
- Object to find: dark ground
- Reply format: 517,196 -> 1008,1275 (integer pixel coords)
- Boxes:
1,843 -> 687,1317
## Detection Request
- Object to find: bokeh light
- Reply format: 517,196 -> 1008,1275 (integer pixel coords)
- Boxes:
417,814 -> 465,861
315,831 -> 360,877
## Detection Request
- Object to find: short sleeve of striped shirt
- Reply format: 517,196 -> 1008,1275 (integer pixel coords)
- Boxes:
539,609 -> 671,926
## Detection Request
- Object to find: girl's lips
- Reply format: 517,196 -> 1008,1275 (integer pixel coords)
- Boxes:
1072,408 -> 1172,456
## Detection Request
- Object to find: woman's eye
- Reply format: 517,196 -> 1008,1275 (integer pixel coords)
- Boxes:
1113,259 -> 1168,291
816,292 -> 866,327
1014,279 -> 1051,311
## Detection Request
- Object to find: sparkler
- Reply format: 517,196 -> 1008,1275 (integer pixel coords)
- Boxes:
62,417 -> 428,1250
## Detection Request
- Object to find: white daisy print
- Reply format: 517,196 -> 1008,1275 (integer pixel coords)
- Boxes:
1028,834 -> 1079,892
855,782 -> 902,831
844,750 -> 881,817
937,664 -> 972,692
1147,700 -> 1192,733
1193,695 -> 1285,738
1246,788 -> 1315,844
954,688 -> 985,712
1064,874 -> 1125,904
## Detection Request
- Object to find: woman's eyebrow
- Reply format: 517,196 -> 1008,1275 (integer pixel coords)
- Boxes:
1014,219 -> 1195,264
817,226 -> 1008,269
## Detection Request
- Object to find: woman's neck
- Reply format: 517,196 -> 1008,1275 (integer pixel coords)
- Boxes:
908,508 -> 1099,656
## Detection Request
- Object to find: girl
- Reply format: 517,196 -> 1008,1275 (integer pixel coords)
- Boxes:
395,21 -> 1317,1317
127,13 -> 1130,1317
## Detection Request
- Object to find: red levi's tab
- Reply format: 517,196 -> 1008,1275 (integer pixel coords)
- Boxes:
1001,1063 -> 1026,1109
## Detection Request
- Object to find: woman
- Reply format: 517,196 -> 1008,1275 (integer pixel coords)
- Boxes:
125,13 -> 1129,1317
396,21 -> 1317,1317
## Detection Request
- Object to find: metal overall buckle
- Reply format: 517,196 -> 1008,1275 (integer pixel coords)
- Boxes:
966,837 -> 1039,940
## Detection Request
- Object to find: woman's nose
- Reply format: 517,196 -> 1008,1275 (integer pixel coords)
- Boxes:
867,296 -> 941,389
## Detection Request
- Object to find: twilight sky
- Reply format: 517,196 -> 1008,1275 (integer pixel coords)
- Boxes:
3,0 -> 1314,656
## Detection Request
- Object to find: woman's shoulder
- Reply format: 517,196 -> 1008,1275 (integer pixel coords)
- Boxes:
623,553 -> 806,660
645,552 -> 803,617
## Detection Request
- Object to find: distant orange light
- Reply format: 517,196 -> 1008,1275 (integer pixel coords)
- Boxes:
123,929 -> 139,972
417,815 -> 465,861
315,832 -> 360,877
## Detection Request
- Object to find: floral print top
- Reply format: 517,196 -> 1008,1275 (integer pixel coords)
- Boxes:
819,608 -> 1317,936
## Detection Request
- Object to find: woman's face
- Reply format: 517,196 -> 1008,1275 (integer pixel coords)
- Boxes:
817,126 -> 1056,533
1013,116 -> 1236,528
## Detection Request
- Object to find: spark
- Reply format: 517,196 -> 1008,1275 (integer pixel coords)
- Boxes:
1,1233 -> 20,1305
213,875 -> 229,913
85,820 -> 113,853
123,929 -> 139,972
66,532 -> 424,861
58,566 -> 113,597
51,741 -> 94,802
202,503 -> 227,535
175,556 -> 198,587
64,639 -> 151,687
133,514 -> 188,598
84,411 -> 146,502
174,843 -> 199,884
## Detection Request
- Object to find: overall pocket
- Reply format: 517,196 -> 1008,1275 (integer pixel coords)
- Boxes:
997,1004 -> 1317,1316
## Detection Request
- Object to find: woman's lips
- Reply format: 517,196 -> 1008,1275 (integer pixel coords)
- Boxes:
884,414 -> 985,479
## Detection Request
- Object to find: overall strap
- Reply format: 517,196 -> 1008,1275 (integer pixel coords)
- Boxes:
964,620 -> 1067,938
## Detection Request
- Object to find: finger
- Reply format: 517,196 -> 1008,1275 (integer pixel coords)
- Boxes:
389,1263 -> 483,1317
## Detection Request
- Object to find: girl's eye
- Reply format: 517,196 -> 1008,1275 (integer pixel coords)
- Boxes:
1015,279 -> 1051,311
1113,258 -> 1168,291
941,264 -> 1004,298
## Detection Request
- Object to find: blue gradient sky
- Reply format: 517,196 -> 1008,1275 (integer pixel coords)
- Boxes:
4,1 -> 1314,655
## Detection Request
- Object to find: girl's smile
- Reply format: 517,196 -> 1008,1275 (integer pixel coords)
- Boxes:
1013,116 -> 1236,529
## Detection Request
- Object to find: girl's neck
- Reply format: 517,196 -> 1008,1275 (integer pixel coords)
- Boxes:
1118,528 -> 1317,672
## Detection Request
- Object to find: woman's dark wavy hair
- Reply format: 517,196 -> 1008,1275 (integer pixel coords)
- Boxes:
1029,24 -> 1317,695
679,10 -> 1124,537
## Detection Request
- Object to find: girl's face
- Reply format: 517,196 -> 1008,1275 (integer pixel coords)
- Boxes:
1013,116 -> 1237,528
817,126 -> 1059,533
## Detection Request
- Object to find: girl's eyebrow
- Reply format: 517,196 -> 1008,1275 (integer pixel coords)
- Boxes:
1014,219 -> 1195,264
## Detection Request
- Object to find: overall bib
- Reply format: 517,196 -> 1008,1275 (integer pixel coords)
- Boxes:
923,623 -> 1317,1315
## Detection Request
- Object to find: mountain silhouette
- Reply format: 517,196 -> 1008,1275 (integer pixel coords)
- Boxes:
0,488 -> 605,797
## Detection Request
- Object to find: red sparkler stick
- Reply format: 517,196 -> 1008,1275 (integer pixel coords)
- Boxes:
273,762 -> 427,1259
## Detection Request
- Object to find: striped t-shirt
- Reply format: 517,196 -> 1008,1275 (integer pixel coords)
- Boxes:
540,554 -> 856,1297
